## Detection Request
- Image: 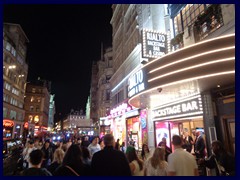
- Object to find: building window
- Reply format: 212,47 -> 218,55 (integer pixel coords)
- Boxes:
3,107 -> 8,118
36,105 -> 40,112
32,88 -> 36,93
10,110 -> 17,120
30,106 -> 34,111
30,96 -> 34,102
6,42 -> 11,51
37,97 -> 41,103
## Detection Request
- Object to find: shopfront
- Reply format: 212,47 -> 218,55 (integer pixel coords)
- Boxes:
3,119 -> 14,140
128,34 -> 235,151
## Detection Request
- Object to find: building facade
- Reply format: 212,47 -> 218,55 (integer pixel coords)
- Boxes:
24,80 -> 51,137
3,23 -> 29,140
128,4 -> 235,157
108,4 -> 168,149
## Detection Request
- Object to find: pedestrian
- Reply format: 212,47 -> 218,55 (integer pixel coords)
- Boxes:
126,146 -> 144,176
21,149 -> 52,176
53,144 -> 91,176
144,147 -> 168,176
182,131 -> 194,153
141,143 -> 150,161
198,140 -> 235,176
120,141 -> 126,153
167,135 -> 199,176
194,131 -> 206,159
91,134 -> 131,176
88,136 -> 101,158
115,138 -> 120,150
47,148 -> 65,174
41,139 -> 53,168
22,140 -> 36,169
158,137 -> 172,161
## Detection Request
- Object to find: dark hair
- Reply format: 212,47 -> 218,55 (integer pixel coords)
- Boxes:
172,135 -> 182,146
141,143 -> 149,159
62,144 -> 84,174
212,140 -> 225,153
103,134 -> 114,146
29,149 -> 44,165
126,146 -> 143,170
81,146 -> 90,159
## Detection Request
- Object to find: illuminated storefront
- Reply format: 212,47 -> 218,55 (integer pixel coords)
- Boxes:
3,120 -> 14,140
128,34 -> 235,151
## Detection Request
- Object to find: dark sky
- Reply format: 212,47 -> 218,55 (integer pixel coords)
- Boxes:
3,4 -> 112,121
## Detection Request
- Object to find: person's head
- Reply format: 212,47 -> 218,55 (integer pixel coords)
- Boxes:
29,149 -> 44,166
44,140 -> 50,148
211,140 -> 225,155
126,146 -> 138,162
81,146 -> 90,159
53,148 -> 65,164
103,134 -> 115,147
150,147 -> 166,168
153,147 -> 165,161
196,131 -> 201,137
84,136 -> 89,141
91,136 -> 99,145
62,144 -> 83,168
122,142 -> 125,146
142,143 -> 149,153
126,146 -> 143,170
162,137 -> 167,143
172,135 -> 182,146
28,140 -> 34,148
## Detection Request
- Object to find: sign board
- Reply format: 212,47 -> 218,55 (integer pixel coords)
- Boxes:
128,69 -> 148,98
142,29 -> 167,58
152,95 -> 203,120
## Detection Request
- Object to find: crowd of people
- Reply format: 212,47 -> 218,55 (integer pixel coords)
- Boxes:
16,132 -> 235,176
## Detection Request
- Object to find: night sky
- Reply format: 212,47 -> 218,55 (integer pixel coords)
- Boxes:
3,4 -> 113,121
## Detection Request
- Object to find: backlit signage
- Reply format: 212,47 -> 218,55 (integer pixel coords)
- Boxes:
152,95 -> 203,120
128,69 -> 148,98
3,120 -> 14,128
142,29 -> 167,58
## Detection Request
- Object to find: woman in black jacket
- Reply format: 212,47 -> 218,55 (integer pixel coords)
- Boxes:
53,144 -> 91,176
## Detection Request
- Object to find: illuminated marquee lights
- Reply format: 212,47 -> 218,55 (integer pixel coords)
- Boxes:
142,29 -> 168,58
149,46 -> 235,74
149,57 -> 235,82
129,71 -> 235,106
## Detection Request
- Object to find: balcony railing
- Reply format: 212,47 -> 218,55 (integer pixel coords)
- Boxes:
193,4 -> 224,42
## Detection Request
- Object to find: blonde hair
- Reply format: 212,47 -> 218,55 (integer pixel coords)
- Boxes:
150,147 -> 165,169
53,148 -> 65,164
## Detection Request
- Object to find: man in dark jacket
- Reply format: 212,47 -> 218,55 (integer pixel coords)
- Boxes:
194,131 -> 205,158
22,149 -> 52,176
91,134 -> 131,176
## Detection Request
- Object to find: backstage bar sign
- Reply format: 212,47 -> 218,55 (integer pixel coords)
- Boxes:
128,69 -> 148,98
152,95 -> 203,120
142,29 -> 167,59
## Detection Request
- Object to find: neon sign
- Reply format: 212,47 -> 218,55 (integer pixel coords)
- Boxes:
109,102 -> 133,118
3,120 -> 14,127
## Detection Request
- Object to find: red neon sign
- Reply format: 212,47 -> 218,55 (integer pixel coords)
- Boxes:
24,122 -> 29,129
3,120 -> 14,127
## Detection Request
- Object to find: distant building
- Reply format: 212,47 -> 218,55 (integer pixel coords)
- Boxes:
24,79 -> 51,137
62,110 -> 95,136
3,23 -> 29,140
